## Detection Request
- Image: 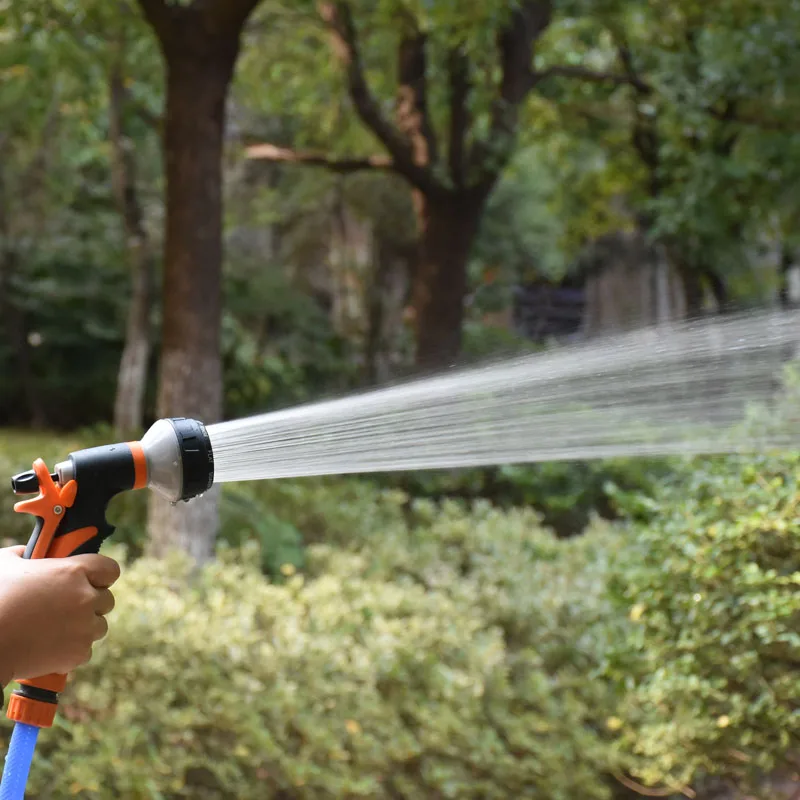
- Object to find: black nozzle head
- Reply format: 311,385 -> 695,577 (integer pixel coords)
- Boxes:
11,470 -> 59,495
166,417 -> 215,501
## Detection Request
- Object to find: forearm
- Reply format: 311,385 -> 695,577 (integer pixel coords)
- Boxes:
1,594 -> 22,689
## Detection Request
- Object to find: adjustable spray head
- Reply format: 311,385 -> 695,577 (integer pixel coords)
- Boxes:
48,417 -> 215,504
139,417 -> 215,502
12,417 -> 215,507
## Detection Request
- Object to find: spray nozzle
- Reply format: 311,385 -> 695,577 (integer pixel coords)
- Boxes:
139,417 -> 214,502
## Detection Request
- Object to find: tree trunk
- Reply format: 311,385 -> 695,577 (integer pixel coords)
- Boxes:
365,235 -> 411,385
681,270 -> 705,318
703,266 -> 728,312
668,248 -> 706,320
145,41 -> 240,563
412,192 -> 482,369
329,188 -> 371,342
109,66 -> 154,438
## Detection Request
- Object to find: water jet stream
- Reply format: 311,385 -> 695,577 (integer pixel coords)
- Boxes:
207,310 -> 800,482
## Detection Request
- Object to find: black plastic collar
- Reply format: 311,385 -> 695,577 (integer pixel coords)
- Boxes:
167,417 -> 215,501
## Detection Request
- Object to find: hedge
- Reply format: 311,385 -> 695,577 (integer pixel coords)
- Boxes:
3,508 -> 624,799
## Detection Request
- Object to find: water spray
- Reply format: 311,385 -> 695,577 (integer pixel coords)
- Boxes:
2,308 -> 800,797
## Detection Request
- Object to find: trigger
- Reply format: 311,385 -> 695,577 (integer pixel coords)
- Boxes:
60,480 -> 78,508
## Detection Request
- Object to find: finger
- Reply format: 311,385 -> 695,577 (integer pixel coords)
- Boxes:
92,615 -> 109,642
94,588 -> 115,616
0,545 -> 27,559
73,554 -> 121,589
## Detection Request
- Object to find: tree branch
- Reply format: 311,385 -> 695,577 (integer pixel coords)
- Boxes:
137,0 -> 261,48
498,2 -> 551,106
611,25 -> 798,134
447,45 -> 470,188
612,770 -> 696,799
135,0 -> 174,39
317,1 -> 440,195
533,64 -> 651,94
704,105 -> 800,133
609,26 -> 652,97
467,0 -> 552,191
201,0 -> 264,35
396,29 -> 438,169
131,100 -> 164,133
245,143 -> 394,174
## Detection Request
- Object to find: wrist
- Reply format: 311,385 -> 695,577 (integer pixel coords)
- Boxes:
0,605 -> 17,688
0,653 -> 13,688
0,646 -> 14,688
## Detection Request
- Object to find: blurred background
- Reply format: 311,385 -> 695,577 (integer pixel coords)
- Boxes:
0,0 -> 799,798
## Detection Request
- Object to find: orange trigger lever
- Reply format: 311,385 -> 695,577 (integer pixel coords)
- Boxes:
13,459 -> 78,560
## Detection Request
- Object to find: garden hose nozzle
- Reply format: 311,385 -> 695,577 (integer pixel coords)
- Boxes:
5,417 -> 214,728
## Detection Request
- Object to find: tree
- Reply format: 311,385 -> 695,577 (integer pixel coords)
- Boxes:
244,1 -> 646,368
9,0 -> 164,432
107,5 -> 162,436
536,0 -> 800,316
0,6 -> 59,428
136,0 -> 263,561
0,1 -> 128,427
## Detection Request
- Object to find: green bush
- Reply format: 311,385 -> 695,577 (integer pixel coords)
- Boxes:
231,475 -> 408,551
608,452 -> 800,793
218,483 -> 305,578
383,457 -> 674,536
2,513 -> 624,799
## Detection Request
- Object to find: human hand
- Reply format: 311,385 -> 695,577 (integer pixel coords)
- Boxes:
0,545 -> 120,686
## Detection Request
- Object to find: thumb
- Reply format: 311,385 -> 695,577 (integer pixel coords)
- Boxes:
71,554 -> 122,589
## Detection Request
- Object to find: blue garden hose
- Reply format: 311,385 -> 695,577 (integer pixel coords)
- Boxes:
0,723 -> 40,800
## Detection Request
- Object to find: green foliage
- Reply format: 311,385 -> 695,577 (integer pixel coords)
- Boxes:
0,252 -> 131,427
218,483 -> 306,578
2,512 -> 623,799
608,452 -> 800,791
383,457 -> 674,536
221,307 -> 357,419
459,321 -> 537,362
237,0 -> 528,166
468,146 -> 572,322
0,0 -> 164,428
526,0 -> 800,297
